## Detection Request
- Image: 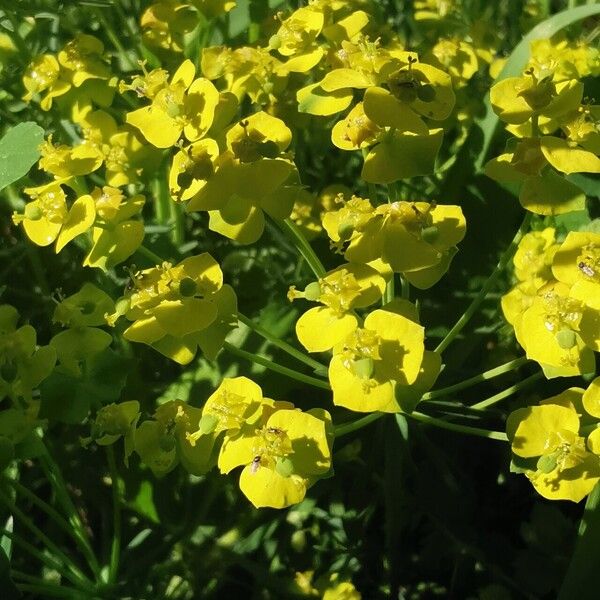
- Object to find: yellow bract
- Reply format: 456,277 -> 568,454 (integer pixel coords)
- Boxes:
508,381 -> 600,502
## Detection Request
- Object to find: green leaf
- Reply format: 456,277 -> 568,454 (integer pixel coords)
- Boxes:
0,539 -> 20,600
558,482 -> 600,600
475,4 -> 600,171
39,349 -> 132,423
0,122 -> 44,192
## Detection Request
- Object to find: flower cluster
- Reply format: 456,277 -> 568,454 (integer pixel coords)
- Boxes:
87,377 -> 333,509
508,376 -> 600,502
485,42 -> 600,215
502,228 -> 600,378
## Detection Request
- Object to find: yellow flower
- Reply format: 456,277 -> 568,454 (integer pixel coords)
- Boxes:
13,181 -> 96,252
329,305 -> 425,413
126,59 -> 220,148
323,196 -> 465,288
231,408 -> 333,509
83,187 -> 146,271
113,254 -> 232,365
508,390 -> 600,502
135,400 -> 218,477
289,263 -> 386,352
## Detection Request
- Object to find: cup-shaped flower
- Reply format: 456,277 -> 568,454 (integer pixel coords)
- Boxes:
289,263 -> 386,352
222,407 -> 333,509
0,305 -> 56,403
514,281 -> 594,378
323,196 -> 465,287
113,254 -> 233,364
83,187 -> 146,271
13,181 -> 96,252
135,400 -> 218,477
329,306 -> 425,412
82,401 -> 140,464
126,59 -> 220,148
508,394 -> 600,502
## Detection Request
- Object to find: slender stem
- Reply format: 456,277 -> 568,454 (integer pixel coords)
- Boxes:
1,10 -> 29,60
37,439 -> 97,574
237,313 -> 327,374
383,277 -> 395,305
14,582 -> 82,600
0,489 -> 93,589
107,446 -> 122,586
4,478 -> 100,578
0,491 -> 92,584
223,342 -> 331,390
137,244 -> 167,265
280,219 -> 327,279
435,212 -> 532,354
94,9 -> 137,70
0,528 -> 95,593
423,356 -> 528,400
408,412 -> 508,441
471,371 -> 544,410
334,412 -> 385,437
400,275 -> 410,300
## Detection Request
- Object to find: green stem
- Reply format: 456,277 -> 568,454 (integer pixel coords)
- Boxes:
237,313 -> 327,375
400,275 -> 410,300
383,277 -> 395,305
0,528 -> 95,593
93,9 -> 137,70
334,412 -> 385,437
107,446 -> 122,586
223,342 -> 331,390
435,212 -> 532,354
1,9 -> 29,60
471,371 -> 544,410
408,411 -> 508,441
530,113 -> 540,137
0,488 -> 94,588
280,219 -> 326,279
14,582 -> 82,600
4,478 -> 100,578
137,244 -> 167,265
37,438 -> 97,577
423,356 -> 528,400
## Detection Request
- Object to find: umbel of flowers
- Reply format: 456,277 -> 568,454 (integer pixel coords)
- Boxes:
86,377 -> 333,509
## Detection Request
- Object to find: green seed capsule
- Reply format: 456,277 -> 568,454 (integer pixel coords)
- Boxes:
421,225 -> 439,243
352,357 -> 374,379
24,204 -> 43,221
179,277 -> 198,297
269,34 -> 282,50
417,84 -> 436,102
303,281 -> 321,301
159,433 -> 176,452
275,456 -> 295,477
556,329 -> 577,350
198,413 -> 219,435
537,453 -> 558,474
337,220 -> 354,241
